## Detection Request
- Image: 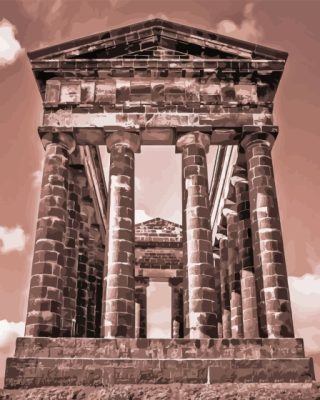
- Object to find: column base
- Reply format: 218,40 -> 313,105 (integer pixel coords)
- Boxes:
4,338 -> 315,387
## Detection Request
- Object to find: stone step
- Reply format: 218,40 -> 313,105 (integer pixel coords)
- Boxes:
5,357 -> 314,388
14,337 -> 306,359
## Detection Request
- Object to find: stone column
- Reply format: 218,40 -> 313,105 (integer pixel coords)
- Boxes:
218,234 -> 231,338
241,127 -> 294,338
176,131 -> 217,339
231,165 -> 259,338
25,132 -> 75,337
76,193 -> 94,337
95,245 -> 105,337
87,223 -> 100,337
103,131 -> 140,338
134,277 -> 149,338
212,244 -> 223,338
169,278 -> 184,338
224,207 -> 244,338
61,164 -> 82,337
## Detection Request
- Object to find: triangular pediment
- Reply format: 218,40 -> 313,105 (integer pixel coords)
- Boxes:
28,19 -> 287,62
135,218 -> 182,244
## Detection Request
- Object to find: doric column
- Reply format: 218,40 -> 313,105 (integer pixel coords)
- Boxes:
94,244 -> 105,338
241,127 -> 294,338
212,243 -> 223,338
134,277 -> 149,338
218,234 -> 231,338
103,131 -> 140,338
231,165 -> 259,338
25,131 -> 75,337
224,207 -> 244,338
176,131 -> 217,339
169,277 -> 184,338
87,223 -> 100,337
76,192 -> 94,337
60,164 -> 82,337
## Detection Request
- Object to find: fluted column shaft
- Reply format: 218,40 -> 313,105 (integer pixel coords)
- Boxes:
103,131 -> 140,338
177,131 -> 217,339
242,130 -> 294,338
25,132 -> 75,337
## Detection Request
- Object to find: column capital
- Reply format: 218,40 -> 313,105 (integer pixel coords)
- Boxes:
106,131 -> 141,153
135,277 -> 150,287
241,125 -> 278,151
176,131 -> 210,153
41,131 -> 76,154
168,277 -> 183,287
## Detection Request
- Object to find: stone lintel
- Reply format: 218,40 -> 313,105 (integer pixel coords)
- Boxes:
38,125 -> 276,146
135,267 -> 183,279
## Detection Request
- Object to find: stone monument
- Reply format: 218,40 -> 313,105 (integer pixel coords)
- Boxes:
4,18 -> 315,388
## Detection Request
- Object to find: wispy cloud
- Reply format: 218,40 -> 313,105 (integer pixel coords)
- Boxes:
289,274 -> 320,353
0,320 -> 24,388
0,226 -> 27,254
0,19 -> 23,67
215,3 -> 263,42
31,170 -> 43,188
135,209 -> 152,224
0,320 -> 24,352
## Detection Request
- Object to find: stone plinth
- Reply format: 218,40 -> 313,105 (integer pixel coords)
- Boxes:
5,338 -> 314,388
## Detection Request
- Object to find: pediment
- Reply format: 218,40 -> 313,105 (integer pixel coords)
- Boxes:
135,218 -> 182,230
28,18 -> 287,62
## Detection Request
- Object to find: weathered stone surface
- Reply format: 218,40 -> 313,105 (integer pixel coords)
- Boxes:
134,278 -> 149,339
25,133 -> 75,337
60,165 -> 82,337
5,354 -> 314,387
232,166 -> 260,338
219,236 -> 231,339
2,383 -> 320,400
225,209 -> 244,339
13,337 -> 307,360
103,132 -> 140,338
241,129 -> 294,338
177,132 -> 217,339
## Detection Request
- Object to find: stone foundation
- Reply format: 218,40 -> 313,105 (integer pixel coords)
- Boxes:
4,338 -> 314,388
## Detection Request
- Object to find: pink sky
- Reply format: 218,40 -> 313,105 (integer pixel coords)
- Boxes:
0,0 -> 320,385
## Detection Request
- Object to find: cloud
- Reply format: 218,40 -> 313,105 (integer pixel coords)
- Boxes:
289,274 -> 320,353
215,2 -> 263,42
0,320 -> 24,353
0,19 -> 23,67
31,170 -> 43,188
0,226 -> 27,254
0,320 -> 24,389
135,209 -> 152,224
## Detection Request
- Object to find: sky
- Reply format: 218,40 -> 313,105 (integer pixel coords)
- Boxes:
0,0 -> 320,385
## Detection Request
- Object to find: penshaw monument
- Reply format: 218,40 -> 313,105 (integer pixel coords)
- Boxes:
3,18 -> 315,391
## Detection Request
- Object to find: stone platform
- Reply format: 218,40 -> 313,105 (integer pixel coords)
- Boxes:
4,338 -> 315,388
